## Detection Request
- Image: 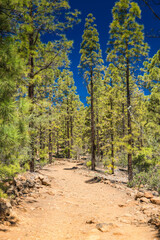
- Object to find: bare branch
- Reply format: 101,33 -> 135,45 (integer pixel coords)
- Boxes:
141,0 -> 160,21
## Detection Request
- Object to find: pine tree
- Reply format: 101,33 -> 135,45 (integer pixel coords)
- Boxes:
107,0 -> 149,181
8,0 -> 80,171
79,13 -> 104,170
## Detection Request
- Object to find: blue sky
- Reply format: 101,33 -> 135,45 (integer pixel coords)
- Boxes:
66,0 -> 160,104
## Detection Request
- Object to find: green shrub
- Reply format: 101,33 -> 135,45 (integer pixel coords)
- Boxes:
0,163 -> 21,181
0,189 -> 7,198
133,154 -> 152,172
86,160 -> 92,168
131,167 -> 160,193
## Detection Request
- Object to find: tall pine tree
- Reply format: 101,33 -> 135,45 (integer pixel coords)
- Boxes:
79,13 -> 104,170
107,0 -> 149,181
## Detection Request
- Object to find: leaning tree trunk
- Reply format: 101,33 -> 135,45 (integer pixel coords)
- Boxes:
90,68 -> 96,170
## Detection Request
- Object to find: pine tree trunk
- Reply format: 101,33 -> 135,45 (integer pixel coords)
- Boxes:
70,115 -> 73,155
56,130 -> 59,157
96,108 -> 100,161
110,97 -> 114,174
49,121 -> 52,163
28,2 -> 35,172
39,123 -> 44,161
122,103 -> 125,138
126,56 -> 133,181
67,101 -> 70,159
90,69 -> 96,170
121,102 -> 126,164
29,83 -> 35,172
48,97 -> 52,163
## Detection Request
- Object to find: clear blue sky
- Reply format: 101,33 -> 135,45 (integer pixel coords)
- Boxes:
66,0 -> 160,104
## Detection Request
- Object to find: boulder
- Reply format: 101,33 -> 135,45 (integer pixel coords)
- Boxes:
0,198 -> 12,219
38,175 -> 51,186
150,197 -> 160,205
140,197 -> 150,203
135,191 -> 144,200
144,192 -> 153,199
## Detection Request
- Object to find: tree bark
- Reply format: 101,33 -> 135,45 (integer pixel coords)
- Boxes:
66,100 -> 70,158
96,105 -> 100,161
56,130 -> 59,157
110,97 -> 114,174
28,1 -> 35,172
90,68 -> 96,170
70,115 -> 73,155
126,55 -> 133,181
48,115 -> 52,163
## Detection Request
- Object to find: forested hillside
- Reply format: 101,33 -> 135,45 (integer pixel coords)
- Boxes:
0,0 -> 159,198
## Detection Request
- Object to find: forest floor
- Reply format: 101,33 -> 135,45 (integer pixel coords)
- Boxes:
0,159 -> 159,240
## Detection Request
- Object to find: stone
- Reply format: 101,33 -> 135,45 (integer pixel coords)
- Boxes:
123,213 -> 133,218
140,197 -> 150,203
144,192 -> 153,199
119,219 -> 130,224
96,223 -> 114,232
0,199 -> 12,219
86,218 -> 96,224
7,210 -> 19,224
46,191 -> 55,196
135,191 -> 144,199
118,204 -> 126,208
113,231 -> 123,236
152,191 -> 159,197
38,175 -> 51,186
149,216 -> 160,229
150,197 -> 160,205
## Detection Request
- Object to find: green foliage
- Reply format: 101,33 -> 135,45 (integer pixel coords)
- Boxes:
131,168 -> 160,193
86,160 -> 92,168
0,163 -> 21,180
79,13 -> 104,84
133,154 -> 152,172
0,189 -> 7,199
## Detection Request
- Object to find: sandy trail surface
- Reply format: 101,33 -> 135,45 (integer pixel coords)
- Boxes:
0,160 -> 159,240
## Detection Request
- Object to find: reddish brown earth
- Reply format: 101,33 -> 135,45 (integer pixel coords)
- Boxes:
0,160 -> 159,240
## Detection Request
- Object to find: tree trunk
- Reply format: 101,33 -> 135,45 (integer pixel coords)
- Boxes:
70,114 -> 73,155
126,56 -> 133,181
48,119 -> 52,163
48,89 -> 52,163
29,83 -> 35,172
56,130 -> 59,157
96,107 -> 100,161
39,123 -> 45,161
67,100 -> 70,159
28,1 -> 35,172
90,68 -> 96,170
110,97 -> 114,174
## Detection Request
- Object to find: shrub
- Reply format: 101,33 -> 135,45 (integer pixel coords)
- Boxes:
0,189 -> 7,199
133,154 -> 152,172
0,163 -> 21,181
86,160 -> 92,168
131,167 -> 160,193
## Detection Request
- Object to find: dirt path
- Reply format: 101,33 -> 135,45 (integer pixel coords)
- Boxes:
0,160 -> 159,240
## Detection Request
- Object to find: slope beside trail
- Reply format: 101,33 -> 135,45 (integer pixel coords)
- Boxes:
0,160 -> 159,240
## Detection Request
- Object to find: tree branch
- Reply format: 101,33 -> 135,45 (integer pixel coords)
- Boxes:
33,50 -> 61,77
141,0 -> 160,21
